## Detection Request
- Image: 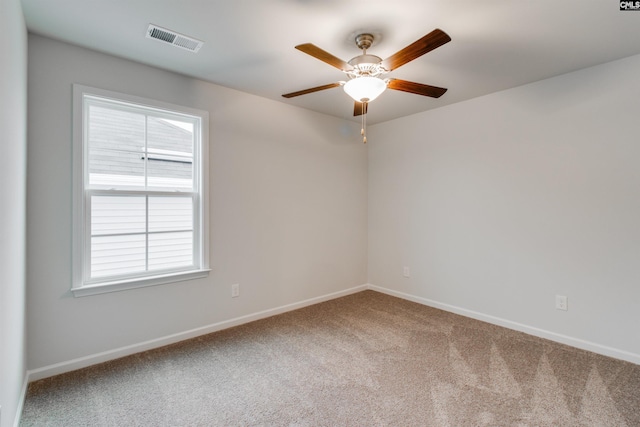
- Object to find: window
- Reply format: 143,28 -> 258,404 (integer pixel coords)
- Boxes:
72,85 -> 209,296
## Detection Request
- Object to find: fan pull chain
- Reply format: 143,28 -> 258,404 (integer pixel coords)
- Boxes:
361,102 -> 367,144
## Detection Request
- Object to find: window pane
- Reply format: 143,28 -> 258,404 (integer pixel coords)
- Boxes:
91,196 -> 146,236
91,234 -> 146,278
88,105 -> 145,188
148,196 -> 193,232
148,231 -> 193,271
147,116 -> 193,189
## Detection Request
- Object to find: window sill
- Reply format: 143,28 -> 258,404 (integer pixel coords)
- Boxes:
71,269 -> 211,297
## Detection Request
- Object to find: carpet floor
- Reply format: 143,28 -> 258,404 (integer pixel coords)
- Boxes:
21,290 -> 640,426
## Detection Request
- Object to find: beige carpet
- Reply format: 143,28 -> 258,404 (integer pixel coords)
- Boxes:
21,291 -> 640,426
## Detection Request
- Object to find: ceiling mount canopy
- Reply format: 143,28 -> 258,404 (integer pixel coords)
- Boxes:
355,33 -> 375,51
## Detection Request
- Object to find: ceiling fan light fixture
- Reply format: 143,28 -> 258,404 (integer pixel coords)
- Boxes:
343,76 -> 387,103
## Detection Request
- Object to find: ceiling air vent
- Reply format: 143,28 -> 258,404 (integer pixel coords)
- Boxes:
146,24 -> 204,53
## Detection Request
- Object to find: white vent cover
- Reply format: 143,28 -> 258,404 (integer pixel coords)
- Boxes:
146,24 -> 204,53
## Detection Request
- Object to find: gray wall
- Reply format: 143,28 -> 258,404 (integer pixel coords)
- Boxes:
27,35 -> 368,375
0,0 -> 28,425
368,53 -> 640,363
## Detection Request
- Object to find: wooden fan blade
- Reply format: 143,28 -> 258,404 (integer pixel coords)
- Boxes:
295,44 -> 353,71
381,29 -> 451,72
353,101 -> 368,116
387,79 -> 447,98
282,82 -> 342,98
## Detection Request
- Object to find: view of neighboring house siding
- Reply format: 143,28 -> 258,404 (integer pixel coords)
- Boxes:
89,106 -> 193,187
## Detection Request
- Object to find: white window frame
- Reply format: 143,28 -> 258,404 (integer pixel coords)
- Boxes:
71,84 -> 210,297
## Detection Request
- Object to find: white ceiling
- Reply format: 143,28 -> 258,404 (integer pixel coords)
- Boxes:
21,0 -> 640,124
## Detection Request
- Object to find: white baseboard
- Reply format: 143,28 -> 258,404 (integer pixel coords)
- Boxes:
13,372 -> 29,427
368,284 -> 640,366
25,282 -> 638,384
27,284 -> 368,382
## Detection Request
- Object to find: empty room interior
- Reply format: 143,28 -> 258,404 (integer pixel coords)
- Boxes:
2,0 -> 640,425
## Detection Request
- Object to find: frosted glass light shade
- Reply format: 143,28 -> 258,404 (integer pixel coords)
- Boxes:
343,77 -> 387,102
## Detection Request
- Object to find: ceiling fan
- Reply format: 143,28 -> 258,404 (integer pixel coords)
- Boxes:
282,29 -> 451,141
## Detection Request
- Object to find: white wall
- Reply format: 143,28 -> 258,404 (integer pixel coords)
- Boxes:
0,0 -> 28,425
27,35 -> 368,374
368,53 -> 640,363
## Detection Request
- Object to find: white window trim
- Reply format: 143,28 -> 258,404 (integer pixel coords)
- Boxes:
71,84 -> 210,297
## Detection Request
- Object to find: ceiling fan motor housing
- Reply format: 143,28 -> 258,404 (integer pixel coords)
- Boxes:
347,54 -> 386,78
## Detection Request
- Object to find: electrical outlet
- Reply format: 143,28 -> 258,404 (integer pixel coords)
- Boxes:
231,283 -> 240,298
403,266 -> 411,278
556,295 -> 568,311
